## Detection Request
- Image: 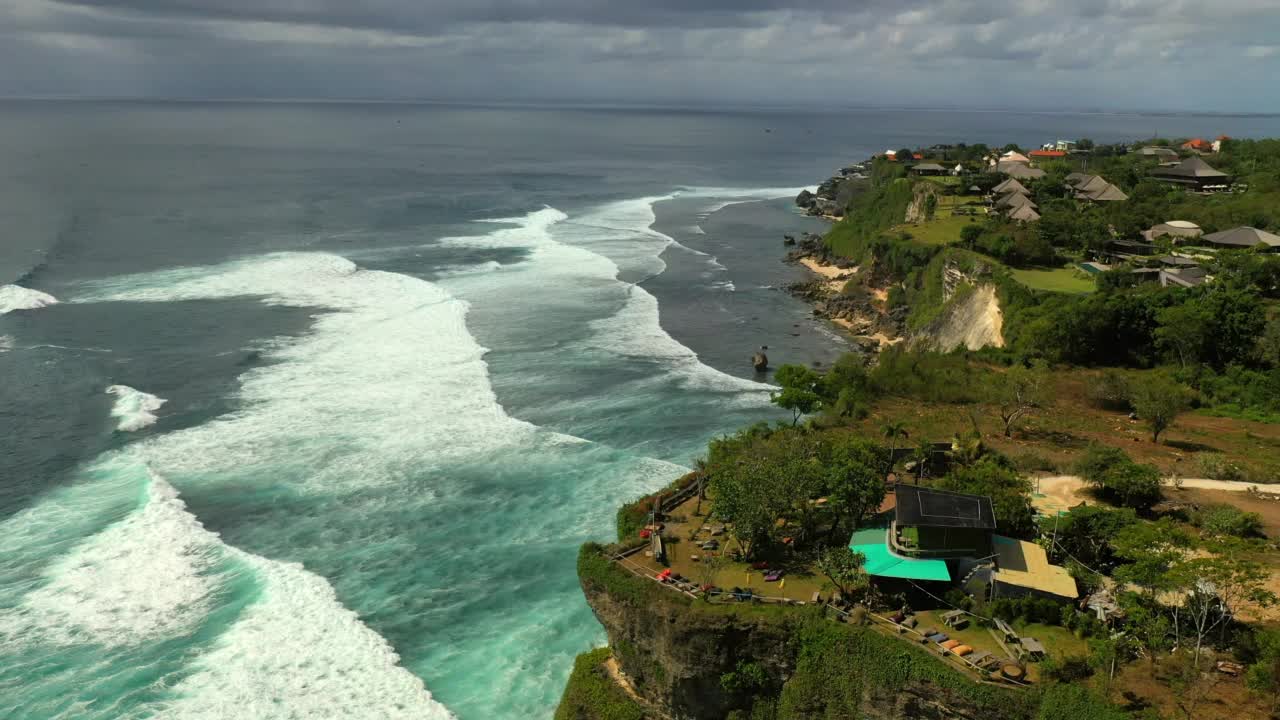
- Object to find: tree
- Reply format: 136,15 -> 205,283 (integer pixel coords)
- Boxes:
1113,519 -> 1194,597
1130,374 -> 1192,443
824,437 -> 887,536
880,421 -> 909,474
939,455 -> 1036,538
816,546 -> 867,598
1076,138 -> 1095,150
1075,445 -> 1162,510
993,362 -> 1050,437
771,364 -> 823,426
1246,628 -> 1280,714
896,148 -> 914,162
695,552 -> 729,597
1052,505 -> 1139,570
960,224 -> 983,250
923,194 -> 938,221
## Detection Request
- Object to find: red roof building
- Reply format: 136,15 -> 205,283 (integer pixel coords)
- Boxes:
1029,149 -> 1067,158
1182,138 -> 1211,151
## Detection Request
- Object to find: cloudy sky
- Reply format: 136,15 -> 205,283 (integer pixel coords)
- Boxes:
4,0 -> 1280,111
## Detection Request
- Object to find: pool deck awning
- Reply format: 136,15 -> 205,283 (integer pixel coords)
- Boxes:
849,527 -> 951,582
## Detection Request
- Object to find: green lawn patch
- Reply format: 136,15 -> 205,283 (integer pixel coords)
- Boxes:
1010,267 -> 1096,295
555,648 -> 648,720
893,214 -> 982,246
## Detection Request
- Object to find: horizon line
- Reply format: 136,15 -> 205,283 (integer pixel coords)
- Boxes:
2,95 -> 1279,119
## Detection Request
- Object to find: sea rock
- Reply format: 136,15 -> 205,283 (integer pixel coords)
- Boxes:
783,235 -> 796,246
794,189 -> 814,208
752,352 -> 769,372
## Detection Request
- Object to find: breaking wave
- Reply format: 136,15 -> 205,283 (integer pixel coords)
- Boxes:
106,385 -> 167,432
0,284 -> 58,315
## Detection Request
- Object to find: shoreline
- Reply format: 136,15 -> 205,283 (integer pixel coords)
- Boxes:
786,238 -> 906,352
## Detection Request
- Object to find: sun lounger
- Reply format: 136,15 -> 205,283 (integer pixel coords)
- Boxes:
941,639 -> 961,650
926,632 -> 949,643
953,645 -> 973,657
764,570 -> 783,582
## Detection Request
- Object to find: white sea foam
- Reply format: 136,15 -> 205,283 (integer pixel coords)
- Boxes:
0,458 -> 455,719
77,252 -> 540,490
161,549 -> 452,720
0,284 -> 58,314
9,468 -> 221,647
0,335 -> 11,352
106,385 -> 167,432
582,285 -> 768,394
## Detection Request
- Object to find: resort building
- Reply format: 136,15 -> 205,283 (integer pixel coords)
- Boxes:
1201,226 -> 1280,251
1136,146 -> 1180,161
1067,173 -> 1128,202
849,485 -> 1078,601
1151,156 -> 1231,192
911,163 -> 948,176
1142,220 -> 1203,243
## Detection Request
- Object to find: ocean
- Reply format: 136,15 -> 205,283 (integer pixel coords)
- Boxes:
2,101 -> 1279,719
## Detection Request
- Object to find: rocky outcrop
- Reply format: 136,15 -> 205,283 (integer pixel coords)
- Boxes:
917,284 -> 1005,352
752,350 -> 769,372
794,177 -> 869,218
904,183 -> 940,224
912,257 -> 1006,352
582,573 -> 796,719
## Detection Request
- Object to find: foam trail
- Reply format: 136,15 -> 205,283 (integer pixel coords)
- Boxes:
4,466 -> 220,647
0,335 -> 11,352
0,458 -> 455,720
444,206 -> 771,396
106,385 -> 167,432
0,284 -> 58,314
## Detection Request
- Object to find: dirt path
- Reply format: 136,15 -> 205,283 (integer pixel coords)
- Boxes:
1034,475 -> 1280,516
603,655 -> 647,707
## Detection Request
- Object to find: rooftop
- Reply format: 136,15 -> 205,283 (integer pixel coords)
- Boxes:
1202,226 -> 1280,248
895,485 -> 997,530
991,535 -> 1079,600
1152,156 -> 1229,179
849,526 -> 951,582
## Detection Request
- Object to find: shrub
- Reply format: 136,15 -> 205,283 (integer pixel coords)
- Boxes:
1198,504 -> 1265,538
1087,369 -> 1133,411
1075,445 -> 1161,510
1039,655 -> 1094,683
1197,453 -> 1246,482
1012,452 -> 1057,473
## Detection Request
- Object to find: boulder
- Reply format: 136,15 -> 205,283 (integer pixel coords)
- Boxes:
794,189 -> 814,208
752,352 -> 769,372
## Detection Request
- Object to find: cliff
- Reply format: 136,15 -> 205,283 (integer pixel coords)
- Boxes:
906,250 -> 1006,353
561,544 -> 1031,720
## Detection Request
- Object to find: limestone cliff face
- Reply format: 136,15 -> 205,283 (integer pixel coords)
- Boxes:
581,571 -> 795,720
577,548 -> 1022,720
912,257 -> 1005,352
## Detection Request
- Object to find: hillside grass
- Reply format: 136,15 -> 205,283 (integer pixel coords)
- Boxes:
555,648 -> 648,720
894,214 -> 982,246
1010,267 -> 1096,295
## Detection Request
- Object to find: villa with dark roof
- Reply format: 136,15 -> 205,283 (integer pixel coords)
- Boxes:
848,485 -> 1078,601
1151,156 -> 1231,192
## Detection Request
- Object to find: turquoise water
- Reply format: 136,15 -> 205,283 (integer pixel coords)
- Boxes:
4,101 -> 1278,719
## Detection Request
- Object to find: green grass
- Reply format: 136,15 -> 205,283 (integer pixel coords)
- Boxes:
1010,267 -> 1096,294
555,648 -> 647,720
893,214 -> 983,246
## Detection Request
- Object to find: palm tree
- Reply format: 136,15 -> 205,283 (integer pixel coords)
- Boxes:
881,422 -> 909,476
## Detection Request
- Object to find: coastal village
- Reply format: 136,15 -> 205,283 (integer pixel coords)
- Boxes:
563,135 -> 1280,720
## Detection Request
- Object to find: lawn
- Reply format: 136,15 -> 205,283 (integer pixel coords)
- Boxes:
1010,266 -> 1096,294
893,214 -> 983,246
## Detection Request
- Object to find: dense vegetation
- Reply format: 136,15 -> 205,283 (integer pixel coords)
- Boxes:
825,137 -> 1280,422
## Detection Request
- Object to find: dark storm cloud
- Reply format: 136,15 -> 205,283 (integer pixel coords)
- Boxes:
4,0 -> 1280,110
